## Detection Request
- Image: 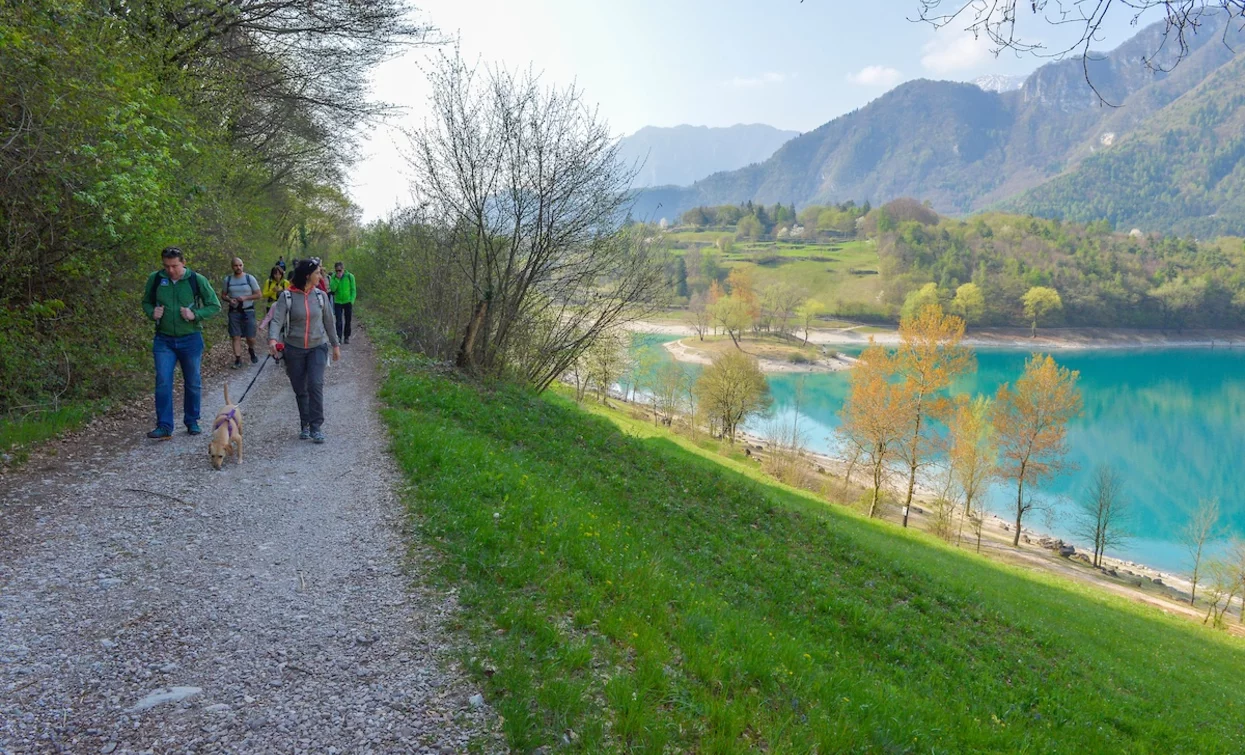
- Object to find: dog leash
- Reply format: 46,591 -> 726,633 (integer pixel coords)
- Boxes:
235,354 -> 273,405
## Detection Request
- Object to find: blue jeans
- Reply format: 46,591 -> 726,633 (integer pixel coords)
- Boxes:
153,332 -> 205,431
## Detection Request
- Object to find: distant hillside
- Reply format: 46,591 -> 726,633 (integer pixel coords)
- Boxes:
1003,53 -> 1245,237
632,18 -> 1245,234
618,124 -> 797,189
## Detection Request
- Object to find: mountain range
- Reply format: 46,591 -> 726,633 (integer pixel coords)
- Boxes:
633,17 -> 1245,236
617,124 -> 798,189
971,74 -> 1027,93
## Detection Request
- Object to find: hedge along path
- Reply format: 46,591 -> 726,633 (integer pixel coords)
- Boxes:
0,333 -> 501,753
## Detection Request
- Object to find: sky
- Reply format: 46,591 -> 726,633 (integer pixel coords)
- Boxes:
350,0 -> 1166,220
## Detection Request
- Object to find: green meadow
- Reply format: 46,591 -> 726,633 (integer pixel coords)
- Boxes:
378,337 -> 1245,754
670,231 -> 886,317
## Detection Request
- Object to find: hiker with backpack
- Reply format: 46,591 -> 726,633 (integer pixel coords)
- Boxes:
141,246 -> 221,440
221,257 -> 263,369
328,261 -> 357,344
267,259 -> 340,443
261,265 -> 289,312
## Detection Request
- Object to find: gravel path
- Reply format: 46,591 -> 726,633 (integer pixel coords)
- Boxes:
0,334 -> 501,754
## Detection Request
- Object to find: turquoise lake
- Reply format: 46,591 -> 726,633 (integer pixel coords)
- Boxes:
635,335 -> 1245,573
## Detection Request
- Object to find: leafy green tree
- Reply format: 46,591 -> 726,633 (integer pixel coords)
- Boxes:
1022,286 -> 1063,337
1151,276 -> 1207,332
694,350 -> 771,443
901,283 -> 942,320
952,282 -> 986,324
682,207 -> 710,227
736,215 -> 763,240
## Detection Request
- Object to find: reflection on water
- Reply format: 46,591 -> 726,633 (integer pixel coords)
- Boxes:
633,334 -> 1245,572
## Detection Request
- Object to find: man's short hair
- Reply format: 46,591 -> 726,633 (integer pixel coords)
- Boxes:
162,246 -> 184,260
334,262 -> 344,269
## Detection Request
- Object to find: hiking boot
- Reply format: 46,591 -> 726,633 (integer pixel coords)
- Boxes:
311,429 -> 326,444
186,422 -> 202,435
343,337 -> 350,345
299,426 -> 310,441
249,348 -> 258,364
147,427 -> 173,440
233,357 -> 243,369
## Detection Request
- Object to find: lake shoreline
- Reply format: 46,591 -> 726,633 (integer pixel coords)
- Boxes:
726,425 -> 1224,632
662,337 -> 856,374
624,322 -> 1239,630
631,319 -> 1245,352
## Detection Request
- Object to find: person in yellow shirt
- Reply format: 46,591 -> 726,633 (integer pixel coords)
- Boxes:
261,265 -> 290,312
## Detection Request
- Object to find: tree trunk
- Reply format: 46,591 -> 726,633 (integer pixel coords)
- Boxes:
868,445 -> 884,518
901,410 -> 923,528
1013,474 -> 1025,548
956,492 -> 972,547
455,298 -> 489,371
842,447 -> 860,498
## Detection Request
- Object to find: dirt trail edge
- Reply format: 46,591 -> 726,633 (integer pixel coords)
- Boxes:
0,333 -> 501,754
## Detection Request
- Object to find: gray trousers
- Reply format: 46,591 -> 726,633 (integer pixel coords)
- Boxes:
283,343 -> 328,431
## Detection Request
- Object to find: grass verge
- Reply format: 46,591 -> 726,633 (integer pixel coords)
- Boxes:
377,338 -> 1245,753
0,402 -> 105,465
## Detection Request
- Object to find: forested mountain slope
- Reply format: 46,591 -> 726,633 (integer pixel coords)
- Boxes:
1005,53 -> 1245,238
632,17 -> 1245,234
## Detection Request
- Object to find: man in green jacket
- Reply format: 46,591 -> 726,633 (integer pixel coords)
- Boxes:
328,261 -> 357,344
141,246 -> 222,439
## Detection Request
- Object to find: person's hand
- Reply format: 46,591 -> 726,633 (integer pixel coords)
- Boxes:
180,306 -> 195,321
153,304 -> 164,320
268,339 -> 280,358
331,345 -> 341,363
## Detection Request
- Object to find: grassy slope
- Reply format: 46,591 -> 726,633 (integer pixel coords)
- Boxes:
671,232 -> 885,316
380,350 -> 1245,753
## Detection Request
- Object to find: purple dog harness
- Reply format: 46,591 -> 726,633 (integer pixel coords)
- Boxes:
214,408 -> 239,434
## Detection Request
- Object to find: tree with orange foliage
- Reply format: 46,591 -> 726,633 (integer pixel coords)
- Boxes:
894,304 -> 974,527
947,395 -> 996,551
707,279 -> 725,304
839,341 -> 913,518
991,354 -> 1082,547
726,267 -> 759,318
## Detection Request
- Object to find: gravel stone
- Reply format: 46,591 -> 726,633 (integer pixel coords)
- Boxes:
0,334 -> 504,753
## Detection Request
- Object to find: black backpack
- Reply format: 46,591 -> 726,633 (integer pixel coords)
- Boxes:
147,270 -> 203,309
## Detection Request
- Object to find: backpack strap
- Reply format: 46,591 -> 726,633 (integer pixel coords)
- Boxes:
146,271 -> 203,310
187,271 -> 203,308
281,289 -> 293,342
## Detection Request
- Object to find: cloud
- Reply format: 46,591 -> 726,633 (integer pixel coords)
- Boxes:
846,65 -> 903,87
725,72 -> 788,88
920,31 -> 992,74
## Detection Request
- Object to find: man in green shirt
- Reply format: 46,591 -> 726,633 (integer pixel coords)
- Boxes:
328,261 -> 357,344
141,247 -> 221,439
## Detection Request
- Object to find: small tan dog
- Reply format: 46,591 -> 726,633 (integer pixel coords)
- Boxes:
208,385 -> 243,470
